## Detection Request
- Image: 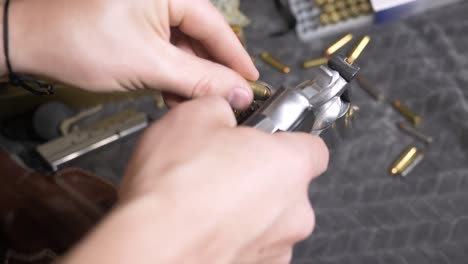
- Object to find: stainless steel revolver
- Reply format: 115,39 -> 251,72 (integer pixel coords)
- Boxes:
243,55 -> 360,135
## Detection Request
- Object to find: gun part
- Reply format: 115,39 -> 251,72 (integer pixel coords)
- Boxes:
37,110 -> 148,171
261,52 -> 290,74
392,100 -> 421,126
248,81 -> 272,101
60,104 -> 104,135
325,34 -> 353,57
390,146 -> 421,176
347,36 -> 370,64
398,122 -> 433,145
243,54 -> 360,135
356,75 -> 384,101
303,57 -> 328,69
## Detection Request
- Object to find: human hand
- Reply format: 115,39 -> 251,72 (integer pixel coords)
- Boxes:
6,0 -> 258,109
118,97 -> 327,263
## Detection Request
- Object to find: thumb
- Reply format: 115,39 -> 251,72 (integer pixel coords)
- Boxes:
148,43 -> 254,110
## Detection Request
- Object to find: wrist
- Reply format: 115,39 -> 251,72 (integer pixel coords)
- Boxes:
117,195 -> 238,263
5,0 -> 47,76
64,194 -> 237,264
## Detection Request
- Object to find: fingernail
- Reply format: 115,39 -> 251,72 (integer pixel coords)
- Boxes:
228,87 -> 251,110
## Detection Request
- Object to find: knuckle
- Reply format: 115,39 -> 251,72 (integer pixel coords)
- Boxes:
274,133 -> 329,179
295,207 -> 316,241
191,74 -> 214,98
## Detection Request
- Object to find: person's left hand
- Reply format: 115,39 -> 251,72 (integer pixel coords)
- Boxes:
8,0 -> 258,109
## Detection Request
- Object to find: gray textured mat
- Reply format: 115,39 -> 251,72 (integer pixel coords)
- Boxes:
240,1 -> 468,263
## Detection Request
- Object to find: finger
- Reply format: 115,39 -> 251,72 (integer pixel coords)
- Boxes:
171,29 -> 196,55
274,133 -> 330,183
162,92 -> 186,108
169,96 -> 237,129
189,39 -> 212,60
169,0 -> 259,80
147,43 -> 253,110
243,197 -> 314,260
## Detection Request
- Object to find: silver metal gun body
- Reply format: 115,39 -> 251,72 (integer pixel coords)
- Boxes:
244,55 -> 357,135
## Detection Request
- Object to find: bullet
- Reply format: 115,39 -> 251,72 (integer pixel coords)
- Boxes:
330,12 -> 341,23
359,2 -> 372,14
400,152 -> 424,177
248,81 -> 272,101
390,146 -> 420,176
335,1 -> 346,10
398,122 -> 433,145
261,52 -> 290,74
302,57 -> 328,69
392,100 -> 421,126
339,9 -> 351,20
356,75 -> 384,102
320,13 -> 331,25
349,5 -> 360,16
323,4 -> 336,13
316,0 -> 326,6
325,34 -> 353,57
347,35 -> 370,64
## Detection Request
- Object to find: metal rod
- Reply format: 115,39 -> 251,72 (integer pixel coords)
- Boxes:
398,122 -> 433,145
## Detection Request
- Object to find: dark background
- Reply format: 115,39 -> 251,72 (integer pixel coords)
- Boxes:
239,1 -> 468,263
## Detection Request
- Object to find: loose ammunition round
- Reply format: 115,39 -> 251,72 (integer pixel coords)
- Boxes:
347,35 -> 370,64
302,57 -> 328,69
400,152 -> 424,177
325,34 -> 353,57
248,81 -> 272,101
261,52 -> 290,74
390,146 -> 419,175
392,100 -> 421,126
356,75 -> 384,101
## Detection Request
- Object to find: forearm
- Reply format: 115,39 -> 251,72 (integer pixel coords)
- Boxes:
60,196 -> 236,264
0,0 -> 59,78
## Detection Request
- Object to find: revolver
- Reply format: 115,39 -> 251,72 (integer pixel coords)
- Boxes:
243,55 -> 360,135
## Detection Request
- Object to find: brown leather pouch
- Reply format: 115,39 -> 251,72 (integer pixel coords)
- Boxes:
0,151 -> 118,263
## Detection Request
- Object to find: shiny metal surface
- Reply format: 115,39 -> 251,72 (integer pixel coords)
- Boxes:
244,61 -> 352,135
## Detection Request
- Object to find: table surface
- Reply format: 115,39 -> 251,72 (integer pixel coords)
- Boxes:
240,1 -> 468,263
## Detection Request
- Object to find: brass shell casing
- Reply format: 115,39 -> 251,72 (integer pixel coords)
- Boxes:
248,81 -> 272,101
347,35 -> 370,64
302,57 -> 328,69
261,52 -> 291,74
325,34 -> 353,57
392,100 -> 422,126
390,146 -> 421,176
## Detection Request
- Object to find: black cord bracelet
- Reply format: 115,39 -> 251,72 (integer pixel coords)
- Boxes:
3,0 -> 53,95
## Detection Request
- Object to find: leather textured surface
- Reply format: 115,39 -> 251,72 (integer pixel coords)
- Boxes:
0,151 -> 117,259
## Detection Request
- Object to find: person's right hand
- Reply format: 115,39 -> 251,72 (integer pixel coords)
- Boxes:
62,96 -> 329,264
